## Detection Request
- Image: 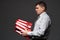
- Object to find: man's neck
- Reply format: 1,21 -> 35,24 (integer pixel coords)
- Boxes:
38,11 -> 46,16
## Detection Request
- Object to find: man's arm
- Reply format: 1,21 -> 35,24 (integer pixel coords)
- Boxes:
27,16 -> 50,37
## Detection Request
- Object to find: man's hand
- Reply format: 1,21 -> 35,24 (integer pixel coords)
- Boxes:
21,29 -> 29,37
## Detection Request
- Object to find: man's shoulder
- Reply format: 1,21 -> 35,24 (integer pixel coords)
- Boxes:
41,13 -> 50,18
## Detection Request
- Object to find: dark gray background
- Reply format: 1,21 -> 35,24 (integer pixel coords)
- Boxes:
0,0 -> 60,40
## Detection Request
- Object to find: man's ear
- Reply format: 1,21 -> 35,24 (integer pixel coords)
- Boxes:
42,7 -> 45,11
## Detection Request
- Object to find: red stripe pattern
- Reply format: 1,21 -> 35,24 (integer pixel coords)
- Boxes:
15,19 -> 32,40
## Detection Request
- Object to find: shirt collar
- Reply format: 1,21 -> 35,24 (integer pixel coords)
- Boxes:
39,12 -> 46,17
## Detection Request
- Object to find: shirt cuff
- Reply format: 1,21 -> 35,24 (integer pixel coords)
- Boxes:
27,31 -> 33,36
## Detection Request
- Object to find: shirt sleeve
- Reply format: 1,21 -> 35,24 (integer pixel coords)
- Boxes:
27,16 -> 50,36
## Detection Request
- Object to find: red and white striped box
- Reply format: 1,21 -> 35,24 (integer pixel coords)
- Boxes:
15,19 -> 32,35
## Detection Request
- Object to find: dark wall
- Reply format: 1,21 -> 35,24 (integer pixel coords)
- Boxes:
0,0 -> 60,40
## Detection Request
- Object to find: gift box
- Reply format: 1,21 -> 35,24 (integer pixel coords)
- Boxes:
15,19 -> 32,40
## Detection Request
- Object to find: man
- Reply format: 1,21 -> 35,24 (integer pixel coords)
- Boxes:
21,1 -> 51,40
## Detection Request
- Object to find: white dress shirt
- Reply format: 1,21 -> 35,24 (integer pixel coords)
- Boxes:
27,12 -> 51,37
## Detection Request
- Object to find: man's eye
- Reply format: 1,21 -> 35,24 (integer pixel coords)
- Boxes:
36,8 -> 38,9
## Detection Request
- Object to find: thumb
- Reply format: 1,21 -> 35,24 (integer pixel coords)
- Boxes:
25,28 -> 27,31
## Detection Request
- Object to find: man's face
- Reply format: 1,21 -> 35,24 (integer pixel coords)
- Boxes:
35,4 -> 44,15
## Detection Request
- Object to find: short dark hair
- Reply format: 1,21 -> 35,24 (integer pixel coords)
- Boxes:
35,1 -> 47,11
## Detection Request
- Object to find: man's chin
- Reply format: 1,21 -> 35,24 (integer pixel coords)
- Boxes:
37,13 -> 40,15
